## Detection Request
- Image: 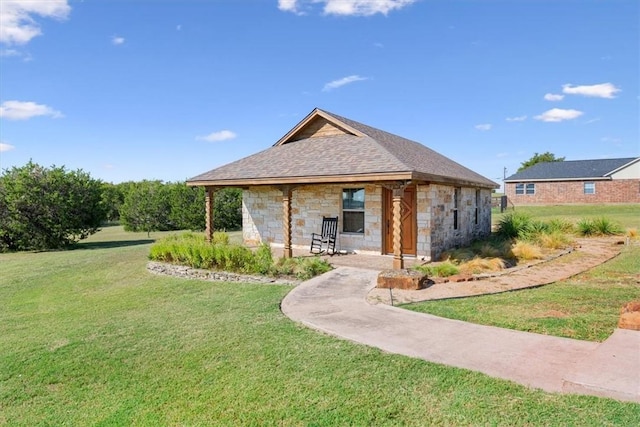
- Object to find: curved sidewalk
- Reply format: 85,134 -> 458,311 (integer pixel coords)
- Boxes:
281,267 -> 640,403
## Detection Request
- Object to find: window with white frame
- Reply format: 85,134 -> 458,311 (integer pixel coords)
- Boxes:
342,188 -> 365,233
584,182 -> 595,194
516,183 -> 535,195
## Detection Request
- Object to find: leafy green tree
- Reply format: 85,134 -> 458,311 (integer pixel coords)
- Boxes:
168,182 -> 205,231
518,152 -> 565,172
214,188 -> 242,231
100,182 -> 124,223
0,161 -> 106,251
119,180 -> 171,236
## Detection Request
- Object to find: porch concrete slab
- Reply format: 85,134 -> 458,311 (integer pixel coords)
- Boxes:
281,267 -> 640,403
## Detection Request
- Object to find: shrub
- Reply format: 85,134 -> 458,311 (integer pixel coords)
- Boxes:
534,231 -> 573,250
511,241 -> 544,260
459,257 -> 506,274
547,218 -> 575,234
0,161 -> 106,251
440,248 -> 475,262
576,217 -> 623,236
415,261 -> 459,277
212,231 -> 230,245
149,233 -> 331,279
496,211 -> 534,239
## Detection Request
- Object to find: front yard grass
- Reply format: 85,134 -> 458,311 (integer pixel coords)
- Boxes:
1,226 -> 638,424
406,245 -> 639,342
492,203 -> 640,230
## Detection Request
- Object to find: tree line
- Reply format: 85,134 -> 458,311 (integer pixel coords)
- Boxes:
0,161 -> 241,252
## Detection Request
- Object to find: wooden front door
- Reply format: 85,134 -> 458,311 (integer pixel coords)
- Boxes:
383,186 -> 417,255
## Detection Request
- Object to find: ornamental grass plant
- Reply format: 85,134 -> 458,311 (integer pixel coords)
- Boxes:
149,232 -> 331,280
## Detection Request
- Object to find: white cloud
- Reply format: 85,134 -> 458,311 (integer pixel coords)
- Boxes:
506,115 -> 527,122
196,130 -> 237,142
534,108 -> 583,122
496,152 -> 509,158
279,0 -> 416,16
111,35 -> 125,45
0,100 -> 63,120
475,123 -> 492,131
176,24 -> 182,31
0,142 -> 16,152
544,93 -> 564,101
322,75 -> 368,91
278,0 -> 299,13
562,83 -> 620,99
0,0 -> 71,45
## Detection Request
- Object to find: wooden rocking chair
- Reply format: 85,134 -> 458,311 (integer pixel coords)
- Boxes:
310,216 -> 338,255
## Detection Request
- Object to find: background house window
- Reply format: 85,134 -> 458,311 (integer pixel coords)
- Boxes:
453,187 -> 461,230
515,183 -> 535,195
584,182 -> 595,194
342,188 -> 364,233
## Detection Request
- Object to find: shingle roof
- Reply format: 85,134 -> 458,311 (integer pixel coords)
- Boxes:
504,157 -> 639,181
188,108 -> 498,188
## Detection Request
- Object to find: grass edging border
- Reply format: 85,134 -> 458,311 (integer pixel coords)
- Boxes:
147,261 -> 300,286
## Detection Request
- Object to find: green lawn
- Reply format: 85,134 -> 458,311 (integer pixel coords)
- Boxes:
492,203 -> 640,229
1,226 -> 639,424
411,204 -> 640,342
406,245 -> 640,342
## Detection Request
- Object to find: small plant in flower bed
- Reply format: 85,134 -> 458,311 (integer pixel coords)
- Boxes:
576,217 -> 624,237
414,261 -> 459,277
149,232 -> 331,280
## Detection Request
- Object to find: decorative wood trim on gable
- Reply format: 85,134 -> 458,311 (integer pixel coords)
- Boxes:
274,108 -> 364,146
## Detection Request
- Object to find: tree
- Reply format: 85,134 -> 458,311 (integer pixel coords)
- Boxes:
168,182 -> 205,231
214,188 -> 242,231
518,152 -> 565,172
119,180 -> 171,237
117,181 -> 242,235
0,161 -> 106,251
100,182 -> 125,223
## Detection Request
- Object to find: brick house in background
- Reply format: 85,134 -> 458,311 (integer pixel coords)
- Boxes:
504,157 -> 640,205
188,108 -> 498,268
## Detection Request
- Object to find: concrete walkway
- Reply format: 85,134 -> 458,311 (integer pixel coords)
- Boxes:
281,267 -> 640,403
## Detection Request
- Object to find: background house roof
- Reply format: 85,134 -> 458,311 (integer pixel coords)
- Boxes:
504,157 -> 639,182
188,108 -> 498,188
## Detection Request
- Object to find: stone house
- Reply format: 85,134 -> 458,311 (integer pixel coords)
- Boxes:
187,108 -> 498,268
504,157 -> 640,205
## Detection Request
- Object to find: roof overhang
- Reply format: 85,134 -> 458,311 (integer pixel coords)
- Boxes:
188,171 -> 498,189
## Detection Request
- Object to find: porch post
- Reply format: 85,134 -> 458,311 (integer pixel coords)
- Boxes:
282,185 -> 293,258
392,187 -> 404,269
205,187 -> 215,242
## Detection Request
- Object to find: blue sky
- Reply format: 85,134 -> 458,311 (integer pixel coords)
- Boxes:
1,0 -> 638,187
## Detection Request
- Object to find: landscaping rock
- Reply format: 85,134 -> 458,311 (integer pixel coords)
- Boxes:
377,269 -> 428,290
618,301 -> 640,331
147,261 -> 299,286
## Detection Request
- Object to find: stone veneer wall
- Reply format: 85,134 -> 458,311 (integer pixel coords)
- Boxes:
242,184 -> 382,254
505,179 -> 640,205
243,183 -> 492,261
427,184 -> 492,261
